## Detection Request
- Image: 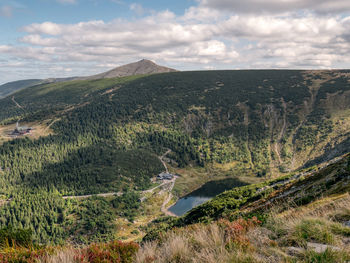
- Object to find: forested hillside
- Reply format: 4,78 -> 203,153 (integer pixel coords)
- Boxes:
0,79 -> 43,98
0,69 -> 350,244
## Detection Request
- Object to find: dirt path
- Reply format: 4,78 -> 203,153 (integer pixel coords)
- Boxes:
160,177 -> 177,217
63,149 -> 179,216
45,119 -> 60,132
62,178 -> 173,200
12,96 -> 23,109
157,149 -> 178,216
159,149 -> 171,173
143,180 -> 170,194
62,192 -> 122,199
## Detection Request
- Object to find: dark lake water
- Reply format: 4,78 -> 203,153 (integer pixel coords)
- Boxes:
168,178 -> 248,216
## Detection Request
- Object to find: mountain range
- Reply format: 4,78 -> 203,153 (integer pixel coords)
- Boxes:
0,60 -> 349,262
0,59 -> 177,98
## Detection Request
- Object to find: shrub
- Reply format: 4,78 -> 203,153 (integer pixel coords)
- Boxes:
0,247 -> 51,263
218,217 -> 261,249
290,218 -> 335,246
75,240 -> 139,263
0,227 -> 33,248
302,248 -> 350,263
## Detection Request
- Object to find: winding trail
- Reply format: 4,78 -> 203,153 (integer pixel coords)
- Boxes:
63,149 -> 176,205
157,149 -> 178,216
62,182 -> 173,200
45,119 -> 60,132
160,177 -> 177,217
159,149 -> 171,173
12,96 -> 23,109
63,192 -> 122,199
62,148 -> 179,217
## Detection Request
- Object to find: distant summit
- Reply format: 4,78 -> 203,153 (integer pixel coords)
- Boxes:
85,59 -> 177,80
0,60 -> 177,97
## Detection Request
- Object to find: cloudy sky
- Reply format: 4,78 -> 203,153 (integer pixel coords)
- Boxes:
0,0 -> 350,84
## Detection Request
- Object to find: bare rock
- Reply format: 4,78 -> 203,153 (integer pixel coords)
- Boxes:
307,242 -> 340,253
286,246 -> 305,256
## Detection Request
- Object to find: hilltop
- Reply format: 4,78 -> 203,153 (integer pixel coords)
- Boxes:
83,59 -> 177,80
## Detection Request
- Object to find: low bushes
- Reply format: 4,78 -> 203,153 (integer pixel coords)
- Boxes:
135,217 -> 261,263
0,226 -> 139,263
75,240 -> 139,263
0,247 -> 51,263
0,227 -> 33,248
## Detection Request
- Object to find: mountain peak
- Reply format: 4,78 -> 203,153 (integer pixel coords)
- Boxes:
86,59 -> 177,80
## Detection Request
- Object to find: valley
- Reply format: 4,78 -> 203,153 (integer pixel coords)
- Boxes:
0,64 -> 349,262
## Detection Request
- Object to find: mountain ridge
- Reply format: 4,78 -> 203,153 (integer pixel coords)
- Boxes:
0,59 -> 177,98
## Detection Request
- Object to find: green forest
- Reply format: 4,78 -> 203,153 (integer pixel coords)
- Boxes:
0,70 -> 350,244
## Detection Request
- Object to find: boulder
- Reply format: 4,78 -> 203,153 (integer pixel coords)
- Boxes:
307,242 -> 340,253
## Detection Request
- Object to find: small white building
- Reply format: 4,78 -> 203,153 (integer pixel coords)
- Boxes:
157,172 -> 175,180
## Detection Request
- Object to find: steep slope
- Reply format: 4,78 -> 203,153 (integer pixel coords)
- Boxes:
183,153 -> 350,224
140,155 -> 350,262
84,59 -> 177,80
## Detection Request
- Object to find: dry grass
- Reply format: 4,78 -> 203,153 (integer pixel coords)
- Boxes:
135,194 -> 350,263
135,224 -> 230,263
3,191 -> 349,263
277,193 -> 350,223
261,194 -> 350,262
135,220 -> 261,263
39,248 -> 76,263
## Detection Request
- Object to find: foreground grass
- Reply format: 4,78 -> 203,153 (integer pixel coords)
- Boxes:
1,193 -> 349,263
136,194 -> 350,263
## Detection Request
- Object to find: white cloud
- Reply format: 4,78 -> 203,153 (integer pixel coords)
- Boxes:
1,2 -> 350,83
13,10 -> 348,67
200,0 -> 350,14
22,22 -> 64,35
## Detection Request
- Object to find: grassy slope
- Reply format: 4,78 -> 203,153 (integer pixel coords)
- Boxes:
183,154 -> 350,224
136,193 -> 350,263
137,154 -> 350,262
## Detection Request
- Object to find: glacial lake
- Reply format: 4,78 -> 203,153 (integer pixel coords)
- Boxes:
168,178 -> 248,216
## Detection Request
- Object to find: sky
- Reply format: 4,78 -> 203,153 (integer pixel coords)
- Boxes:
0,0 -> 350,84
